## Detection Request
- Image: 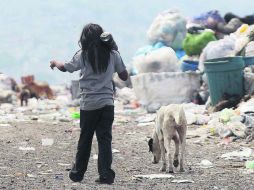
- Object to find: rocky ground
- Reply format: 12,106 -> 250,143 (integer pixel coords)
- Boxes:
0,101 -> 254,190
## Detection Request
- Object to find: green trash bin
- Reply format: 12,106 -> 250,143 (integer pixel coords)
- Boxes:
244,56 -> 254,67
204,56 -> 245,106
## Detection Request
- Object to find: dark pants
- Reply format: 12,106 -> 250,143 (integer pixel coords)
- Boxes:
71,105 -> 115,181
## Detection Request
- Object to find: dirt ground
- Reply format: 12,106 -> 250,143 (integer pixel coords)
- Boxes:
0,108 -> 254,190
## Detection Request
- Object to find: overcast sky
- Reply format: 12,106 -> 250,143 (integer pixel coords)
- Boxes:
0,0 -> 253,83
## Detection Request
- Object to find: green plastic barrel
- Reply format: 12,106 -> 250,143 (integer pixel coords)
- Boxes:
204,56 -> 245,106
244,56 -> 254,67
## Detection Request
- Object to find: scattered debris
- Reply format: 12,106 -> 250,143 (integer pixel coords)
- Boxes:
59,118 -> 71,122
171,179 -> 194,184
0,124 -> 12,128
36,162 -> 46,169
54,173 -> 64,180
112,149 -> 120,154
15,172 -> 26,177
41,138 -> 54,146
132,174 -> 174,180
30,116 -> 39,121
38,170 -> 53,175
199,159 -> 213,168
58,163 -> 71,167
65,127 -> 80,133
245,160 -> 254,169
18,147 -> 35,151
27,174 -> 37,178
126,132 -> 136,135
136,115 -> 156,123
137,122 -> 155,127
221,148 -> 254,160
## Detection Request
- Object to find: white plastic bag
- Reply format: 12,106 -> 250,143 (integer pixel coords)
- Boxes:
245,41 -> 254,56
131,72 -> 200,112
132,47 -> 179,74
147,10 -> 187,50
199,36 -> 236,71
0,73 -> 13,91
244,72 -> 254,95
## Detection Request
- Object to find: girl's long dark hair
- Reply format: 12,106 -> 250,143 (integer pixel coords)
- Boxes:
79,23 -> 112,74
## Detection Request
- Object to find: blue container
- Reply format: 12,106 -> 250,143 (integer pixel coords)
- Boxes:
181,60 -> 199,72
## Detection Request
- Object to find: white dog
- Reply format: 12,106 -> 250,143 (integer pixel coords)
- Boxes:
148,104 -> 187,173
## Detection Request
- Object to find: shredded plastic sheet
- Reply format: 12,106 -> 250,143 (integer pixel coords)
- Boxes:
221,148 -> 254,160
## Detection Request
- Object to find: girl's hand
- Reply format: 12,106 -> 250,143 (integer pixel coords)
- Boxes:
50,60 -> 67,72
50,60 -> 57,70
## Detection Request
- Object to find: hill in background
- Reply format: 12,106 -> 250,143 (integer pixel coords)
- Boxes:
0,0 -> 253,84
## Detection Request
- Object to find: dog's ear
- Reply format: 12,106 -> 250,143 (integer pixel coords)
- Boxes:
148,138 -> 153,152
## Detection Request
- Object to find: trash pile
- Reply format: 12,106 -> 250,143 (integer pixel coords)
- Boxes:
116,9 -> 254,144
1,10 -> 254,145
128,9 -> 254,111
2,10 -> 254,188
0,73 -> 17,104
1,9 -> 254,147
0,73 -> 76,126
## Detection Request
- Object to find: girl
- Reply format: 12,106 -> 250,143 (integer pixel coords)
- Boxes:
50,23 -> 128,184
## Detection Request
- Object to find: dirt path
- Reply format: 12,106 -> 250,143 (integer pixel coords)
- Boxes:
0,109 -> 254,190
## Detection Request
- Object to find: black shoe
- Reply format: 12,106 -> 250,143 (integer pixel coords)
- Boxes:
95,177 -> 114,185
95,178 -> 100,183
95,170 -> 115,185
69,164 -> 84,182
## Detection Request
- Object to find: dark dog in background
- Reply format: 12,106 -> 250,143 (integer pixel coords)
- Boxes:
19,88 -> 40,106
20,89 -> 30,106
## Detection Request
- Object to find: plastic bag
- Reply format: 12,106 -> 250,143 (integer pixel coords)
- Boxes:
192,10 -> 224,29
183,31 -> 217,56
198,36 -> 236,71
245,41 -> 254,56
132,47 -> 179,74
219,108 -> 236,123
131,72 -> 201,112
147,10 -> 187,50
135,42 -> 166,57
216,18 -> 242,34
0,74 -> 13,91
244,72 -> 254,95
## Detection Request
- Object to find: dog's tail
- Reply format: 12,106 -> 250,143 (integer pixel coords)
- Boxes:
176,106 -> 187,126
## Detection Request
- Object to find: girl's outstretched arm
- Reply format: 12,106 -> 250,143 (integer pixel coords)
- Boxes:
50,60 -> 67,72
